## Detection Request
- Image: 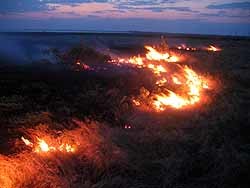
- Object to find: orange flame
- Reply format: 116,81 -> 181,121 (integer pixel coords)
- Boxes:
147,64 -> 167,74
21,137 -> 33,147
132,99 -> 141,106
21,136 -> 76,153
156,77 -> 167,86
172,76 -> 182,85
128,56 -> 144,66
36,138 -> 51,152
152,66 -> 209,110
154,91 -> 188,110
1,122 -> 124,188
168,55 -> 179,63
207,45 -> 221,52
145,46 -> 170,61
108,43 -> 213,111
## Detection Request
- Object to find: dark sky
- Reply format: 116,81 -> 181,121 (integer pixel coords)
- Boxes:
0,0 -> 249,36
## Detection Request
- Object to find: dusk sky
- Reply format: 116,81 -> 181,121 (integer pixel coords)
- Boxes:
0,0 -> 250,36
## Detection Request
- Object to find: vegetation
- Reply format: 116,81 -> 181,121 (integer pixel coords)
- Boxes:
0,37 -> 250,188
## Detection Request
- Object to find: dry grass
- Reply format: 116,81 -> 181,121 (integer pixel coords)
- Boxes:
0,120 -> 126,188
0,35 -> 250,188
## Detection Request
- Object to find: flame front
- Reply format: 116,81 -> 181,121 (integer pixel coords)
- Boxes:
154,91 -> 187,110
21,137 -> 33,146
207,45 -> 221,52
145,46 -> 170,61
152,66 -> 208,111
109,44 -> 213,111
22,136 -> 76,153
172,76 -> 182,85
36,138 -> 51,152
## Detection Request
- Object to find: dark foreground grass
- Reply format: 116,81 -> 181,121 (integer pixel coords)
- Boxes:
0,36 -> 250,188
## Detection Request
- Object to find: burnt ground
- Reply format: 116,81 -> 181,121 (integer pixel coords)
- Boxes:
0,33 -> 250,188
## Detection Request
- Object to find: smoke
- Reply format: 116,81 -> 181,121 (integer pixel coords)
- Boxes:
0,33 -> 78,65
0,34 -> 28,64
0,33 -> 182,65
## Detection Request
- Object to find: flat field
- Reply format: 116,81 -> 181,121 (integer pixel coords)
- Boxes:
0,32 -> 249,188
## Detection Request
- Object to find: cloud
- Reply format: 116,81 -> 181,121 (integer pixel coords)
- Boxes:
111,0 -> 187,7
113,0 -> 197,13
0,0 -> 108,13
144,6 -> 198,13
207,2 -> 250,10
200,12 -> 250,19
113,0 -> 194,11
0,0 -> 193,13
114,5 -> 197,13
0,0 -> 248,25
164,7 -> 198,13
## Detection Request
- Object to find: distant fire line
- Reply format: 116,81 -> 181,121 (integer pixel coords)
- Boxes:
107,44 -> 215,111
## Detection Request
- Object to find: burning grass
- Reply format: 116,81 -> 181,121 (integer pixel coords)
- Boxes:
0,152 -> 72,188
46,38 -> 221,115
0,34 -> 249,188
108,43 -> 216,111
0,120 -> 125,188
50,44 -> 111,71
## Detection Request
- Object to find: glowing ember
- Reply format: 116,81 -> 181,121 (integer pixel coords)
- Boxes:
176,44 -> 222,52
124,125 -> 132,129
176,45 -> 197,51
76,60 -> 91,70
132,99 -> 141,106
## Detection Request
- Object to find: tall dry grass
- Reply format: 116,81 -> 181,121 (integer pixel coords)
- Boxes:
0,120 -> 125,188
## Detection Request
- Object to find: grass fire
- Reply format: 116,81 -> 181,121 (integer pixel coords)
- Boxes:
108,43 -> 213,111
0,31 -> 249,188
